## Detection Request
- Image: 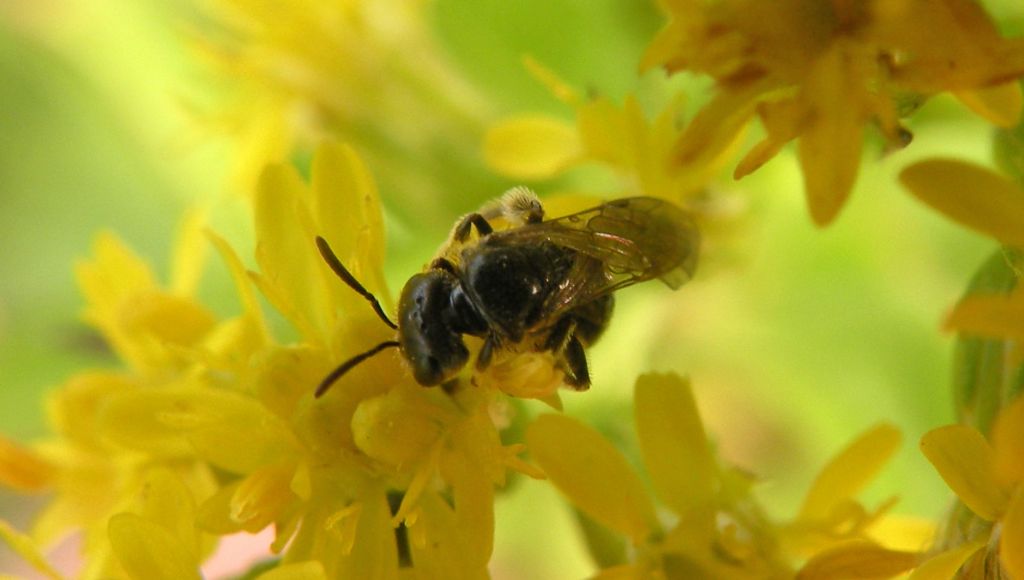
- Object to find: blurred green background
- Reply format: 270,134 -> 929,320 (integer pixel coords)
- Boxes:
1,0 -> 1021,578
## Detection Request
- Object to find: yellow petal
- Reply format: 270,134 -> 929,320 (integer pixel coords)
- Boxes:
134,468 -> 200,555
119,291 -> 217,348
206,230 -> 268,340
46,371 -> 134,447
920,425 -> 1010,521
633,373 -> 716,518
946,292 -> 1024,341
311,142 -> 390,315
408,491 -> 467,579
735,97 -> 805,179
95,388 -> 197,457
98,388 -> 299,473
1002,485 -> 1024,578
251,345 -> 329,426
179,392 -> 300,475
797,46 -> 866,227
876,0 -> 1024,92
955,81 -> 1024,128
576,97 -> 631,168
0,519 -> 63,580
900,159 -> 1024,247
76,232 -> 159,367
254,163 -> 328,342
108,513 -> 201,580
441,445 -> 495,571
257,561 -> 328,580
640,17 -> 685,73
226,463 -> 298,532
675,83 -> 761,169
527,414 -> 658,543
196,480 -> 246,534
170,208 -> 208,297
484,114 -> 582,179
76,231 -> 156,317
201,477 -> 296,546
0,436 -> 54,492
523,56 -> 580,105
907,541 -> 984,580
992,398 -> 1024,485
798,423 -> 901,522
796,540 -> 919,579
332,490 -> 400,579
866,515 -> 937,552
409,485 -> 492,578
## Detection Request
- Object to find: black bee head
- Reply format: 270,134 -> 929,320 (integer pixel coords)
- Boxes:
397,271 -> 469,385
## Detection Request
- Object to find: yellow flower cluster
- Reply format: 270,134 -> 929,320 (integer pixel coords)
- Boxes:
644,0 -> 1024,225
529,373 -> 930,579
917,398 -> 1024,578
898,156 -> 1024,578
0,144 -> 541,578
2,0 -> 1024,578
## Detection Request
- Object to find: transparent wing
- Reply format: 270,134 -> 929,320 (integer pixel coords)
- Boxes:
486,197 -> 700,316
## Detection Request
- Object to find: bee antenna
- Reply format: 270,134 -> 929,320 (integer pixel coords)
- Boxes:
316,340 -> 400,398
315,236 -> 398,330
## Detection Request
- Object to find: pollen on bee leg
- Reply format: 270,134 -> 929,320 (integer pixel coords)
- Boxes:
476,351 -> 564,400
479,186 -> 544,227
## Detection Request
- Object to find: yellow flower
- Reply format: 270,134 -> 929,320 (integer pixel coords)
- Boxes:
106,468 -> 208,580
526,373 -> 919,578
1,143 -> 538,578
0,214 -> 227,579
192,0 -> 490,205
75,211 -> 218,377
916,397 -> 1024,578
645,0 -> 1024,226
485,61 -> 737,203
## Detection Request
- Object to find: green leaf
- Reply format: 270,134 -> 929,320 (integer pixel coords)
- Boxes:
994,103 -> 1024,184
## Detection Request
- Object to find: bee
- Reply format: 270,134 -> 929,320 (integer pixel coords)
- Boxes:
314,190 -> 699,397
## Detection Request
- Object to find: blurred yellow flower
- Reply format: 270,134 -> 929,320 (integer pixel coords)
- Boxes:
526,373 -> 919,578
917,397 -> 1024,578
485,61 -> 736,204
0,216 -> 225,578
645,0 -> 1024,225
192,0 -> 490,201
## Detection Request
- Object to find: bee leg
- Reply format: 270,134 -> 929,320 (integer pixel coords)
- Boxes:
543,319 -> 591,390
476,334 -> 497,371
543,317 -> 576,353
453,213 -> 494,242
561,336 -> 591,391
